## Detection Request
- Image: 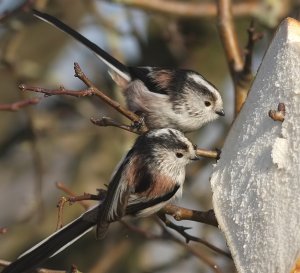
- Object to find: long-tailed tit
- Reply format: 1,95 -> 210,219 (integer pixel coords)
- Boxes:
3,128 -> 199,273
32,10 -> 225,133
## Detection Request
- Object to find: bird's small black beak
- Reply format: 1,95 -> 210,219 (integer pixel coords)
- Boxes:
216,109 -> 225,116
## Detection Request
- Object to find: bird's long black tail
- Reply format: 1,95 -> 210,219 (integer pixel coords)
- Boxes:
32,9 -> 131,82
2,207 -> 98,273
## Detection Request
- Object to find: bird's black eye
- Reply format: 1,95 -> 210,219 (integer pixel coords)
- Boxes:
193,144 -> 198,150
204,101 -> 211,107
176,152 -> 183,158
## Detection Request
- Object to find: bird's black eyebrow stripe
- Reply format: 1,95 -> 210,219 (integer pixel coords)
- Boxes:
125,184 -> 180,215
135,131 -> 188,153
185,80 -> 216,101
167,129 -> 189,150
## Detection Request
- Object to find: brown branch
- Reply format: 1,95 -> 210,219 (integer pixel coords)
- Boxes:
162,204 -> 218,227
20,63 -> 147,133
269,103 -> 285,122
216,0 -> 254,115
155,219 -> 223,273
216,0 -> 244,74
73,63 -> 143,127
56,197 -> 68,230
0,227 -> 8,235
196,148 -> 221,160
116,0 -> 259,18
158,214 -> 231,259
90,117 -> 138,134
243,20 -> 263,77
0,98 -> 40,111
19,85 -> 94,97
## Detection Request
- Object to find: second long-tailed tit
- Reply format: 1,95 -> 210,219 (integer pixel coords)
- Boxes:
2,128 -> 199,273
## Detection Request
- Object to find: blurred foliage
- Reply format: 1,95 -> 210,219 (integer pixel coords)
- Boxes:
0,0 -> 299,272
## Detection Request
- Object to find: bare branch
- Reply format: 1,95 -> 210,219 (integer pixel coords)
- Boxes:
243,20 -> 264,77
269,102 -> 285,122
19,85 -> 94,97
156,219 -> 223,273
55,182 -> 91,210
216,0 -> 244,75
162,204 -> 218,227
0,98 -> 40,111
73,63 -> 143,127
116,0 -> 259,18
216,0 -> 256,115
91,117 -> 138,134
196,148 -> 221,160
20,63 -> 147,132
158,214 -> 231,259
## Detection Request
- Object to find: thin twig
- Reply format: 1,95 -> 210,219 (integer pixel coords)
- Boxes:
91,117 -> 138,134
56,197 -> 68,230
73,63 -> 144,127
243,20 -> 263,77
19,85 -> 94,97
0,98 -> 40,111
156,219 -> 223,273
19,63 -> 147,132
158,214 -> 231,259
55,182 -> 93,210
162,204 -> 218,227
216,0 -> 244,75
196,148 -> 221,160
216,0 -> 253,115
116,0 -> 259,18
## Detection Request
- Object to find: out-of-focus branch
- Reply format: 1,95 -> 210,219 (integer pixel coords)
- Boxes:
216,0 -> 244,115
158,214 -> 231,259
196,148 -> 220,160
91,117 -> 138,134
156,219 -> 223,273
0,98 -> 40,111
115,0 -> 259,18
216,0 -> 261,115
243,20 -> 263,77
216,0 -> 244,73
0,227 -> 8,234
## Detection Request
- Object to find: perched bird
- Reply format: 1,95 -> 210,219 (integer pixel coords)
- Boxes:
33,10 -> 224,133
3,128 -> 199,273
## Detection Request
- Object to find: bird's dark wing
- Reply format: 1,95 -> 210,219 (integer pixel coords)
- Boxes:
126,184 -> 180,215
128,67 -> 175,95
96,149 -> 135,238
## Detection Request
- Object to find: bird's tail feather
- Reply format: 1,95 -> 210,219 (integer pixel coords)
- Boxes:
32,9 -> 131,83
2,207 -> 97,273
